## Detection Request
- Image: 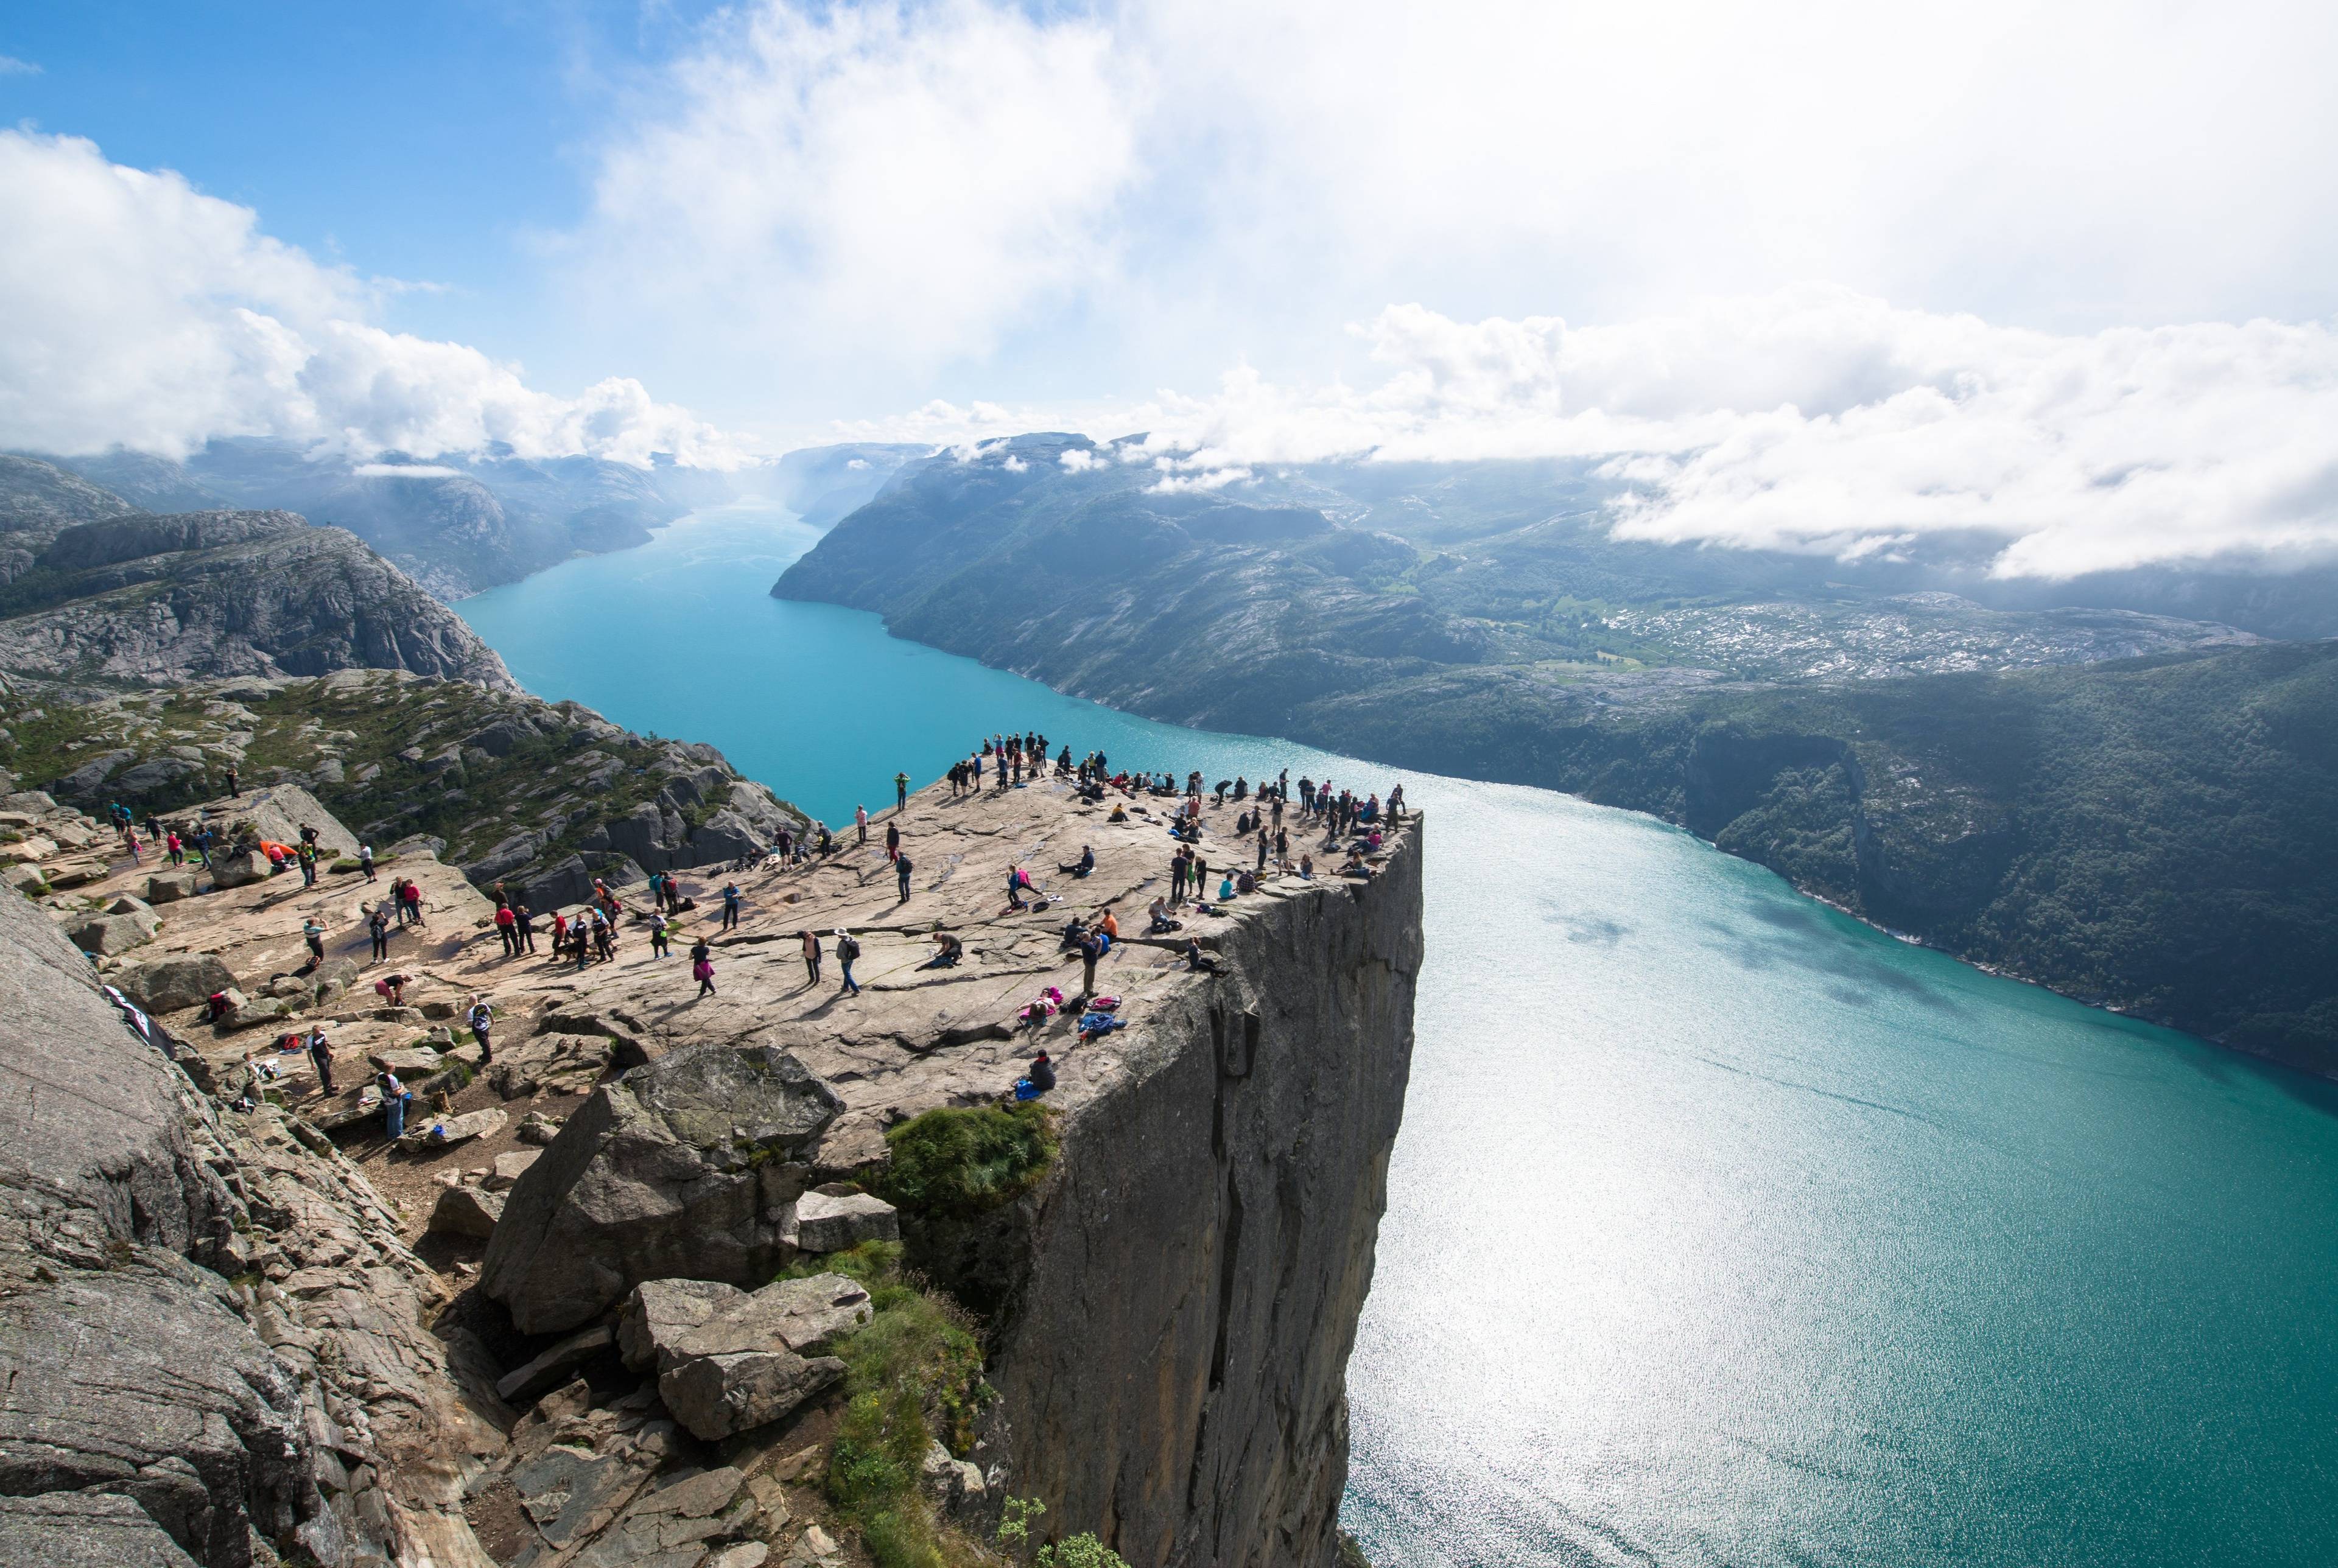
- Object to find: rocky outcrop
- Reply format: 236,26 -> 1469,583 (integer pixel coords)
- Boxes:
0,845 -> 504,1568
481,1045 -> 844,1334
0,490 -> 514,689
958,819 -> 1424,1568
7,669 -> 812,904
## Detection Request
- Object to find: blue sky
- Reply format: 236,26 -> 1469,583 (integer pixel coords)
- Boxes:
1,3 -> 710,370
5,2 -> 2338,577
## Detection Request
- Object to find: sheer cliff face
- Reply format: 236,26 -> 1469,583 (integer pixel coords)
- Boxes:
992,825 -> 1425,1568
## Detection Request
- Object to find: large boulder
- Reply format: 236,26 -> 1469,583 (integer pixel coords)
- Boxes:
427,1185 -> 506,1241
659,1350 -> 846,1443
209,849 -> 272,889
788,1191 -> 899,1253
481,1043 -> 844,1334
619,1274 -> 871,1376
112,953 -> 239,1015
143,871 -> 198,905
66,909 -> 159,957
616,1279 -> 746,1373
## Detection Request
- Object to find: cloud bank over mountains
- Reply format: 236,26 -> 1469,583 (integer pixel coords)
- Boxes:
4,0 -> 2336,582
0,130 -> 736,467
1062,290 -> 2338,580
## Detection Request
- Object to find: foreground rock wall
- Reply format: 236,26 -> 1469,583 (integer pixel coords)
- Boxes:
990,823 -> 1424,1568
0,883 -> 504,1567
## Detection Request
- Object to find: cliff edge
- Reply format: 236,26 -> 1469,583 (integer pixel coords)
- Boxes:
2,763 -> 1422,1567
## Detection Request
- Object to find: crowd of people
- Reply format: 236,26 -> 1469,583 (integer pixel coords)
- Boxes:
184,730 -> 1404,1141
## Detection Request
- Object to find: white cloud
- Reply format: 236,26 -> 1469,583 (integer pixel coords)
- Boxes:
569,0 -> 1139,383
0,54 -> 40,75
835,286 -> 2338,579
0,130 -> 739,466
350,463 -> 465,478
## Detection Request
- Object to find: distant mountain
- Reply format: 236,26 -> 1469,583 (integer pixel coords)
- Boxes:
0,455 -> 511,689
778,434 -> 2338,1073
774,434 -> 2264,732
749,441 -> 926,530
0,453 -> 143,586
35,439 -> 929,600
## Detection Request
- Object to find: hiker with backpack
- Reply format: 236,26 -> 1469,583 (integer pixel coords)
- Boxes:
835,928 -> 862,995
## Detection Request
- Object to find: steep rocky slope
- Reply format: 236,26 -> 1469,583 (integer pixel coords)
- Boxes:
0,457 -> 514,688
1,668 -> 810,909
3,763 -> 1420,1568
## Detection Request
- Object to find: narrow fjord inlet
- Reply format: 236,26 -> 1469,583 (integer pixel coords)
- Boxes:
462,506 -> 2338,1568
10,19 -> 2338,1566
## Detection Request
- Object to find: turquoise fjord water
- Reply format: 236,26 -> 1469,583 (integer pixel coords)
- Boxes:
462,505 -> 2338,1568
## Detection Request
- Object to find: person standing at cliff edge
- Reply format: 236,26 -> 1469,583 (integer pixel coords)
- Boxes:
856,803 -> 869,844
895,771 -> 910,811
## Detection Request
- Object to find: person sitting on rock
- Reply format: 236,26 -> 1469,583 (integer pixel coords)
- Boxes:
1105,800 -> 1126,820
1341,849 -> 1372,880
921,931 -> 963,970
1010,1049 -> 1055,1101
1058,845 -> 1095,878
1184,939 -> 1221,975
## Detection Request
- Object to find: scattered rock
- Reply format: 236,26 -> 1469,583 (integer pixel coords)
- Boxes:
486,1032 -> 613,1100
142,870 -> 197,904
518,1110 -> 565,1145
65,910 -> 158,956
712,1544 -> 773,1568
403,1106 -> 508,1149
784,1524 -> 841,1567
481,1044 -> 843,1334
111,953 -> 237,1014
427,1185 -> 505,1240
105,893 -> 154,917
787,1190 -> 899,1253
657,1275 -> 873,1367
209,848 -> 272,889
486,1149 -> 541,1191
659,1348 -> 847,1443
496,1322 -> 618,1405
367,1046 -> 446,1077
225,993 -> 286,1030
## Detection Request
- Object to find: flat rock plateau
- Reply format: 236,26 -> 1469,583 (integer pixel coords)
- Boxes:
1,766 -> 1422,1568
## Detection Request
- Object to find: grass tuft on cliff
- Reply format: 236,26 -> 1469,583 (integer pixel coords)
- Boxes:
792,1242 -> 995,1568
879,1102 -> 1058,1220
